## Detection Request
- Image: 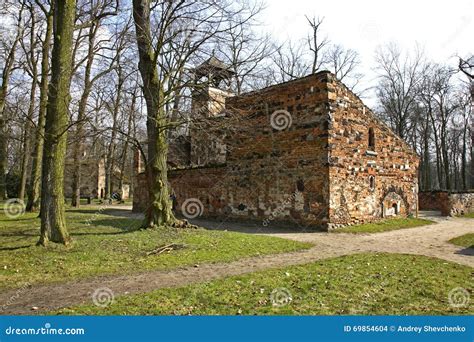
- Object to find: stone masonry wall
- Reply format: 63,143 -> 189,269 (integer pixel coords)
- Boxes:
326,75 -> 419,227
419,190 -> 474,216
419,191 -> 450,215
449,192 -> 474,216
168,73 -> 333,228
133,72 -> 420,230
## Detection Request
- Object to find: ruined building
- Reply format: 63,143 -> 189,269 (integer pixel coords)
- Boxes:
133,58 -> 419,230
63,153 -> 130,201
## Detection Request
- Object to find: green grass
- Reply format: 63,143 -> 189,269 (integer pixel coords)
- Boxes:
449,234 -> 474,249
0,206 -> 311,290
57,253 -> 473,315
460,212 -> 474,218
335,217 -> 434,234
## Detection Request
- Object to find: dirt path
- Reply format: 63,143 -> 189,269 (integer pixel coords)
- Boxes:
1,217 -> 472,315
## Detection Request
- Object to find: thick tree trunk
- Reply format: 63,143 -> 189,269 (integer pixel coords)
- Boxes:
27,9 -> 53,212
133,0 -> 176,227
38,0 -> 76,246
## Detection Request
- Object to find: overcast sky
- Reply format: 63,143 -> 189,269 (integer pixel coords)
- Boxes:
259,0 -> 473,106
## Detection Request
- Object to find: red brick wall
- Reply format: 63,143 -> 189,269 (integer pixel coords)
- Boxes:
418,191 -> 450,215
163,73 -> 332,228
133,72 -> 420,230
326,75 -> 419,227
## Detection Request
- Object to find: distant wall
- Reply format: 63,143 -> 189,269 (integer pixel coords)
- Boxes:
419,191 -> 474,216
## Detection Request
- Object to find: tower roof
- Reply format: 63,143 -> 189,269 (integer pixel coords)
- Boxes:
193,56 -> 235,80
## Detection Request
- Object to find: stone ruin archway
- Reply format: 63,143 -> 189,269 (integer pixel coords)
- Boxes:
382,191 -> 406,218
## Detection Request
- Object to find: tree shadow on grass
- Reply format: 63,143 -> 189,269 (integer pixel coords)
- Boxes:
0,230 -> 38,238
455,246 -> 474,256
0,217 -> 38,222
72,218 -> 143,234
0,244 -> 33,251
67,208 -> 142,219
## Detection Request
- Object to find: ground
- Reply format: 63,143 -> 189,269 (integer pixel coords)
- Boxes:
58,253 -> 473,315
0,206 -> 310,289
0,204 -> 472,315
333,217 -> 434,233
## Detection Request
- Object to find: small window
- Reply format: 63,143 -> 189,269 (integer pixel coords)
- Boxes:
392,203 -> 398,215
368,127 -> 375,150
369,176 -> 375,191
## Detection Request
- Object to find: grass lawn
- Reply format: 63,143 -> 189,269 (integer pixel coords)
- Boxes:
0,205 -> 311,290
57,253 -> 473,315
334,217 -> 434,234
449,233 -> 474,249
461,212 -> 474,218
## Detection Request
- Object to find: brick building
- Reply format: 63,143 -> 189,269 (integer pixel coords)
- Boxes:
133,67 -> 419,230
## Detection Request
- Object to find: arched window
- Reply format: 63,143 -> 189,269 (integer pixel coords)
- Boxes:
368,127 -> 375,150
369,176 -> 375,191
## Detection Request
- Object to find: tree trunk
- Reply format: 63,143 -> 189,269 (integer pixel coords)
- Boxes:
19,10 -> 39,201
0,5 -> 24,200
71,23 -> 97,207
38,0 -> 76,246
119,95 -> 135,198
19,77 -> 37,201
133,0 -> 176,227
27,8 -> 53,212
105,67 -> 122,200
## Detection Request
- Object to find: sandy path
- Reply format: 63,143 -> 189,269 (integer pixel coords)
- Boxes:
0,216 -> 472,315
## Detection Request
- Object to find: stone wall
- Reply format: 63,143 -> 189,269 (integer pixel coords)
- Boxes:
419,190 -> 474,216
64,158 -> 104,199
449,192 -> 474,216
419,191 -> 450,215
133,71 -> 420,230
326,74 -> 419,227
134,73 -> 332,227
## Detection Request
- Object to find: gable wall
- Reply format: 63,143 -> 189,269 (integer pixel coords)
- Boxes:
326,75 -> 419,227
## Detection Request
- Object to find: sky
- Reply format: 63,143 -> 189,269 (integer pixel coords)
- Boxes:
259,0 -> 473,106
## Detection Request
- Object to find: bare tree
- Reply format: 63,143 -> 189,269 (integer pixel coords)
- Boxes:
0,1 -> 25,200
18,4 -> 41,201
305,16 -> 328,74
132,0 -> 253,227
271,41 -> 309,83
323,43 -> 362,91
375,43 -> 426,139
27,0 -> 53,212
70,0 -> 119,207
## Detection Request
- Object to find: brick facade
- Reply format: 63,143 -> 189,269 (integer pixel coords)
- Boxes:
133,71 -> 420,230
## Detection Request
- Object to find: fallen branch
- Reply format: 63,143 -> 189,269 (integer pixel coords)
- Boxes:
146,243 -> 187,256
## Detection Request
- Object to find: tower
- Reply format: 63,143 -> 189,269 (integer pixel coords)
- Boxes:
191,56 -> 235,117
